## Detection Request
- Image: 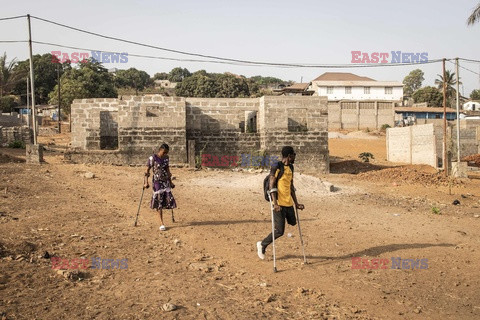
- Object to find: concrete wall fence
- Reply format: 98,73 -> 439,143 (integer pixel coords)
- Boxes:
67,95 -> 330,173
0,126 -> 32,147
327,100 -> 395,130
387,121 -> 480,169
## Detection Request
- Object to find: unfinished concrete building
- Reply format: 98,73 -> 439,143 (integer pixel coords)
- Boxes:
66,95 -> 329,173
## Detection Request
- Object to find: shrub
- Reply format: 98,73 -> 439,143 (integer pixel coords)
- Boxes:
8,140 -> 25,149
381,124 -> 391,131
359,152 -> 374,163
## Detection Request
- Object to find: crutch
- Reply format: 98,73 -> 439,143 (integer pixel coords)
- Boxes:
267,188 -> 278,273
295,206 -> 307,264
134,176 -> 148,227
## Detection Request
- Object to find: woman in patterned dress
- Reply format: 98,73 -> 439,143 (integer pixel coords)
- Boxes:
144,144 -> 177,231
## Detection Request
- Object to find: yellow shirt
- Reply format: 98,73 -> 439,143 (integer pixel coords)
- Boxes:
275,165 -> 293,207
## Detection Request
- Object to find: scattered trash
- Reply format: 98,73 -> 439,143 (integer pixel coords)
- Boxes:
392,214 -> 400,217
162,303 -> 178,312
42,251 -> 50,259
287,233 -> 293,238
452,200 -> 460,205
84,172 -> 95,179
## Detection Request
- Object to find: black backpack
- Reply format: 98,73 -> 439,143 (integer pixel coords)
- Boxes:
263,161 -> 294,201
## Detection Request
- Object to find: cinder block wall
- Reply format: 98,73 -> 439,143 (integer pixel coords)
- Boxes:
259,96 -> 329,173
0,126 -> 32,147
328,100 -> 395,130
387,124 -> 438,168
70,96 -> 186,164
69,95 -> 329,172
117,95 -> 186,164
185,98 -> 260,156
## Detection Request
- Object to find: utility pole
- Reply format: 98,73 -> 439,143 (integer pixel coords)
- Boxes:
27,14 -> 37,144
26,76 -> 30,130
455,58 -> 460,165
57,63 -> 61,133
442,58 -> 447,177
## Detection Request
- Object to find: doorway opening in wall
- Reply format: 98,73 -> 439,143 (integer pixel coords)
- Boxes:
99,111 -> 119,150
245,111 -> 257,133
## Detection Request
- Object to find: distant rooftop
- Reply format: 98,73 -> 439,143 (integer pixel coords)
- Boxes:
313,72 -> 375,82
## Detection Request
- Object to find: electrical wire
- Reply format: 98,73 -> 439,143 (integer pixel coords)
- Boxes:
0,15 -> 27,21
31,40 -> 449,70
29,15 -> 447,69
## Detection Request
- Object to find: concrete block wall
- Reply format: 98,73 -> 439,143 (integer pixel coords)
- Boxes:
0,126 -> 32,147
70,96 -> 186,165
387,124 -> 438,168
185,98 -> 260,157
328,100 -> 395,130
68,95 -> 329,172
117,95 -> 187,164
259,96 -> 329,173
70,98 -> 119,150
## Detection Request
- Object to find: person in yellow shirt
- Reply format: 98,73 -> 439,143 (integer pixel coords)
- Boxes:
257,146 -> 304,260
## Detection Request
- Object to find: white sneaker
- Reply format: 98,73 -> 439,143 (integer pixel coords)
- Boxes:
159,225 -> 166,231
256,241 -> 265,260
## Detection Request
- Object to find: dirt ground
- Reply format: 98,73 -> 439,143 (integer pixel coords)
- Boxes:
1,131 -> 480,319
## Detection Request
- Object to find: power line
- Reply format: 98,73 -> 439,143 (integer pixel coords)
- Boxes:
0,40 -> 27,43
32,41 -> 450,70
29,15 -> 447,69
448,60 -> 480,76
31,41 -> 274,68
0,15 -> 27,21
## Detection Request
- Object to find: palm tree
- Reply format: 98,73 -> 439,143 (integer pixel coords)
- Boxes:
435,70 -> 461,107
467,2 -> 480,25
0,52 -> 20,97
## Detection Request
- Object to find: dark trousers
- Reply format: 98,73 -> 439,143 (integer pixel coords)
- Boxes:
261,206 -> 296,248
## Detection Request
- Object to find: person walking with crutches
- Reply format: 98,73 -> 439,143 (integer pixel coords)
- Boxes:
257,146 -> 305,271
144,144 -> 177,231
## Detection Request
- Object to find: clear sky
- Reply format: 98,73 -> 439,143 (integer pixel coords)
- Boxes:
1,0 -> 479,96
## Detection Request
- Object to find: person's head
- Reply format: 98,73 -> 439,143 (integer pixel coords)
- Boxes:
158,143 -> 170,157
281,146 -> 296,164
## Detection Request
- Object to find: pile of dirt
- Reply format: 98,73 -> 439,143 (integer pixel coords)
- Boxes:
356,165 -> 462,187
462,154 -> 480,167
330,160 -> 388,174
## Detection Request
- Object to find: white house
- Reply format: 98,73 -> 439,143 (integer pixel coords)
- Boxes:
309,72 -> 403,101
463,101 -> 480,111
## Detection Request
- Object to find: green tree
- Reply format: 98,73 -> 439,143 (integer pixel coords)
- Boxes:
412,86 -> 443,107
175,74 -> 217,97
402,69 -> 424,96
115,68 -> 152,95
48,59 -> 117,113
153,72 -> 168,80
215,73 -> 250,98
249,75 -> 284,87
470,89 -> 480,100
12,53 -> 71,104
168,67 -> 191,82
0,52 -> 22,97
467,2 -> 480,25
435,70 -> 460,107
0,96 -> 17,112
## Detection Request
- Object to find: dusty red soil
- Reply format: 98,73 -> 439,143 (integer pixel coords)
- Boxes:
1,132 -> 480,319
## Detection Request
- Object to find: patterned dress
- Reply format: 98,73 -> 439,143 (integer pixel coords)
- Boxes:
147,154 -> 177,210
